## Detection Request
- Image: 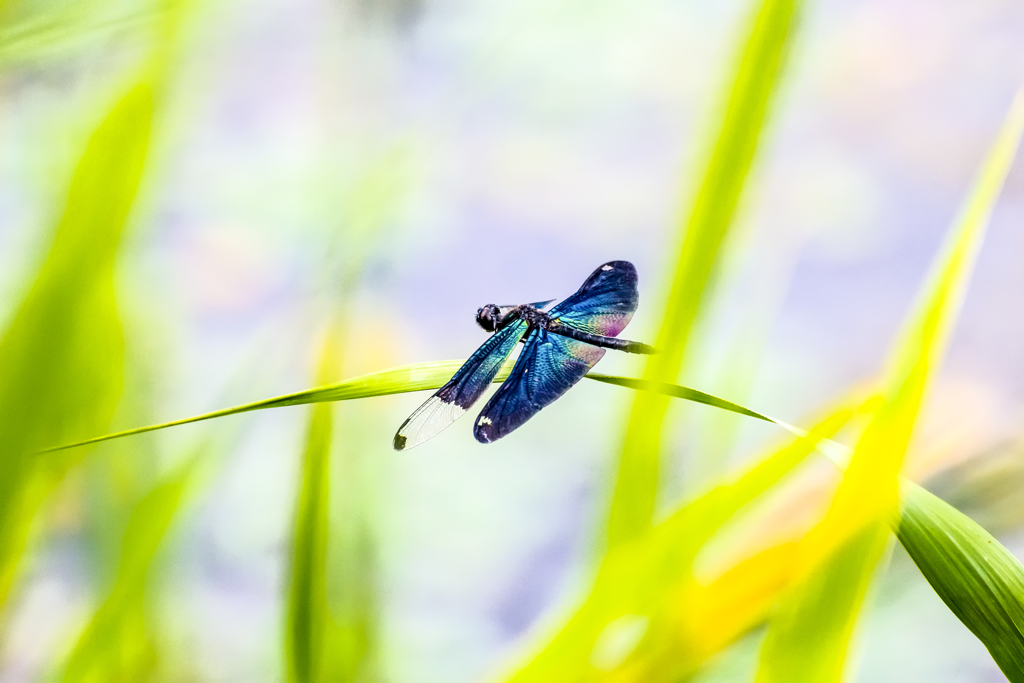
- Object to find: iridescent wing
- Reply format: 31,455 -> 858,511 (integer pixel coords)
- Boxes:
472,261 -> 640,443
548,260 -> 639,336
394,319 -> 528,451
474,329 -> 605,443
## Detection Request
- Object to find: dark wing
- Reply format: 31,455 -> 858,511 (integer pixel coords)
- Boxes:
473,261 -> 640,443
548,260 -> 639,336
473,328 -> 605,443
394,319 -> 528,450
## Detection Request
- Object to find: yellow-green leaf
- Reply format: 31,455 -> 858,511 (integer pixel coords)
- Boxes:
608,0 -> 803,549
285,334 -> 339,683
755,90 -> 1024,683
41,365 -> 779,454
499,403 -> 854,682
60,464 -> 190,683
0,83 -> 151,609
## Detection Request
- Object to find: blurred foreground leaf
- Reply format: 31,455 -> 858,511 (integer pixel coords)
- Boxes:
499,404 -> 855,682
0,0 -> 154,66
60,463 -> 191,683
286,333 -> 339,683
755,90 -> 1024,682
0,84 -> 151,610
320,444 -> 380,683
608,0 -> 803,548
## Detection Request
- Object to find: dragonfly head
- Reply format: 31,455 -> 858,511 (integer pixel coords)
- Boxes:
476,304 -> 502,332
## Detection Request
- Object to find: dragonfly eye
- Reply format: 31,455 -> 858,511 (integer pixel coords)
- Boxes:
476,304 -> 500,332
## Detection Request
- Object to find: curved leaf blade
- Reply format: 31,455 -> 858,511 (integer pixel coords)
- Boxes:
898,483 -> 1024,681
43,365 -> 783,454
755,89 -> 1024,683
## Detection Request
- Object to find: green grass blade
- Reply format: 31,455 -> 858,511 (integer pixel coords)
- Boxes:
760,421 -> 1024,682
587,374 -> 774,424
285,336 -> 338,683
37,359 -> 503,453
40,363 -> 789,454
608,0 -> 803,549
897,483 -> 1024,681
59,464 -> 191,683
755,90 -> 1024,683
320,408 -> 381,683
810,441 -> 1024,683
0,84 -> 151,610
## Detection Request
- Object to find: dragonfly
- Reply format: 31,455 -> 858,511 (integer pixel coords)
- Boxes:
393,260 -> 656,450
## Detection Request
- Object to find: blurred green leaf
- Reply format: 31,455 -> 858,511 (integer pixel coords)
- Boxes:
0,0 -> 154,66
897,483 -> 1024,681
0,83 -> 151,609
500,404 -> 854,682
608,0 -> 803,549
320,409 -> 380,683
60,463 -> 191,683
755,90 -> 1024,683
285,334 -> 338,683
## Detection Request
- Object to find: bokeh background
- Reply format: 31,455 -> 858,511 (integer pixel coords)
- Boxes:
0,0 -> 1023,680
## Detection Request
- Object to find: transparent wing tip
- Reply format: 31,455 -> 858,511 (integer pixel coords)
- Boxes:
393,396 -> 466,451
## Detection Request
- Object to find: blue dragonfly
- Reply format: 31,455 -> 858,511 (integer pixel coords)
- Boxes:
393,261 -> 656,450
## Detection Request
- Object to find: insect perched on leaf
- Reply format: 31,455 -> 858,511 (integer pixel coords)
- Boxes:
393,261 -> 656,450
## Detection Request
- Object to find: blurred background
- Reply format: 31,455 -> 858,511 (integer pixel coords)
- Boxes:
0,0 -> 1023,681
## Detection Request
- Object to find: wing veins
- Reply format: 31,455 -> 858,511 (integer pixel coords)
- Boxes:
394,320 -> 527,450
